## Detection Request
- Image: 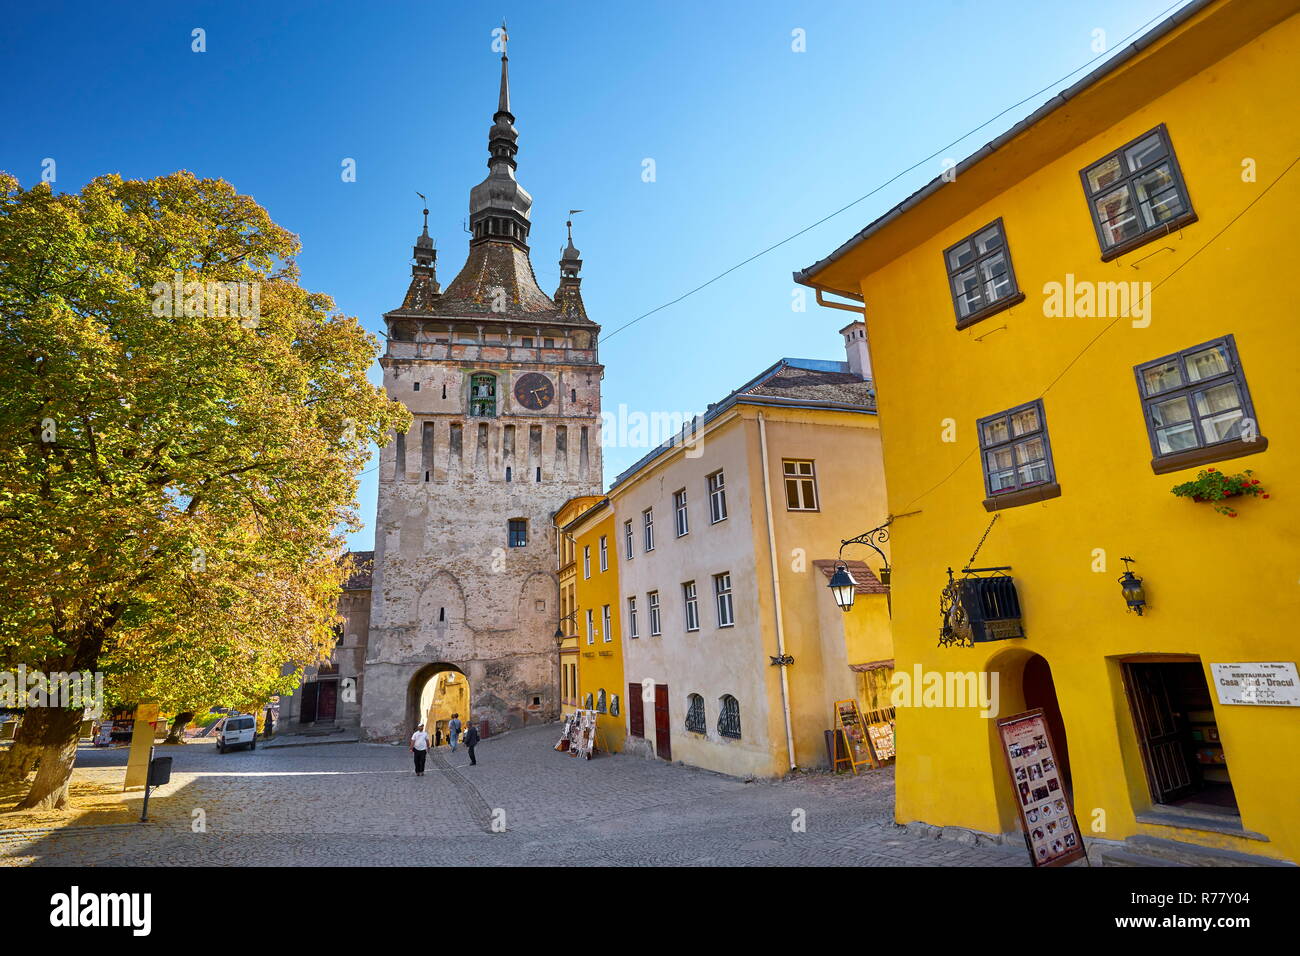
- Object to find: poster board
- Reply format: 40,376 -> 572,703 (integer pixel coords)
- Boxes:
997,709 -> 1086,867
833,699 -> 876,772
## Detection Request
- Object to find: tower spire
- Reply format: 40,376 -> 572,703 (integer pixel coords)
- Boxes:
555,210 -> 587,320
497,20 -> 510,115
468,25 -> 532,246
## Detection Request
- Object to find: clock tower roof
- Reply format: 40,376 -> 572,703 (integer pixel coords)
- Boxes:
384,32 -> 597,333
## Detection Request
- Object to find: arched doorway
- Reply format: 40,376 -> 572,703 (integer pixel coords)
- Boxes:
985,648 -> 1073,833
408,663 -> 470,747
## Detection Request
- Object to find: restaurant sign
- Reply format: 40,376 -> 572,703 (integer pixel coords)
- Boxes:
1210,662 -> 1300,707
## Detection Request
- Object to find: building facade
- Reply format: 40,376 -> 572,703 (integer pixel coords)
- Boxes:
360,45 -> 603,741
554,495 -> 603,717
797,0 -> 1300,863
564,499 -> 627,753
278,552 -> 372,732
611,349 -> 892,778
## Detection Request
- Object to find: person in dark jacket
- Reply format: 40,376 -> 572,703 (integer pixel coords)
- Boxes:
463,720 -> 480,766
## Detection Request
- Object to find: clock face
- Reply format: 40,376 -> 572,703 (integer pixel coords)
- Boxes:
513,372 -> 555,411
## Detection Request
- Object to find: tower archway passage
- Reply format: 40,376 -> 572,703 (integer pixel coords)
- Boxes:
410,664 -> 470,745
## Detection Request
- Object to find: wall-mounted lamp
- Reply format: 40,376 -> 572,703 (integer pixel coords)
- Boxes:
826,519 -> 892,613
1117,556 -> 1146,616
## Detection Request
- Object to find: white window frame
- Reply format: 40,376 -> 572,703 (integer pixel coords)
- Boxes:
648,591 -> 661,636
782,459 -> 819,511
643,508 -> 655,552
627,596 -> 639,639
602,604 -> 612,643
599,535 -> 608,572
624,519 -> 634,560
714,572 -> 734,628
683,581 -> 700,632
586,608 -> 594,645
673,488 -> 689,537
708,471 -> 728,523
583,545 -> 591,579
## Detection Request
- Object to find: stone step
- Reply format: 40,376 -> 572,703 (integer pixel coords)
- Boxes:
1103,834 -> 1294,867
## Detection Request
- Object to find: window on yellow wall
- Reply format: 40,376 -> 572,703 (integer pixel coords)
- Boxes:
1080,124 -> 1195,259
943,218 -> 1022,326
782,459 -> 819,511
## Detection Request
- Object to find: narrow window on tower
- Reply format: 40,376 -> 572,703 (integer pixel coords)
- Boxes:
421,422 -> 435,481
413,381 -> 420,391
535,466 -> 542,482
505,466 -> 512,482
395,430 -> 406,477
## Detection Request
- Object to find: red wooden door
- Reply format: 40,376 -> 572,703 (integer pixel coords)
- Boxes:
654,684 -> 671,761
316,680 -> 338,723
628,682 -> 645,738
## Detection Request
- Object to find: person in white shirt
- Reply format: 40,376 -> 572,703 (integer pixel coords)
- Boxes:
410,724 -> 430,776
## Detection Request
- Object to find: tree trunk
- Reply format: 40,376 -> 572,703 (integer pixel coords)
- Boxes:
0,711 -> 44,784
14,707 -> 85,810
164,711 -> 193,745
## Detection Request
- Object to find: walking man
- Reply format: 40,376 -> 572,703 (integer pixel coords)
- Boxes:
464,719 -> 480,766
447,713 -> 462,754
410,723 -> 429,776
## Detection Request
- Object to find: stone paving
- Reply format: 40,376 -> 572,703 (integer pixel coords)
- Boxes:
1,724 -> 1026,866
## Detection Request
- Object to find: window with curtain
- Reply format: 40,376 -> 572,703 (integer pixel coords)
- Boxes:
1081,124 -> 1194,258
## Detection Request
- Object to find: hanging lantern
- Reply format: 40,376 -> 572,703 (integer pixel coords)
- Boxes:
1118,556 -> 1146,615
828,563 -> 859,612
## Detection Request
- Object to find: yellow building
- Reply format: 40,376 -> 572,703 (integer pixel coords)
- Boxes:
555,495 -> 603,718
798,0 -> 1300,863
609,351 -> 893,777
563,499 -> 627,753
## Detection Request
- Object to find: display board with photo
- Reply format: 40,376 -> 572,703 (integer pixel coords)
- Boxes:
996,709 -> 1086,867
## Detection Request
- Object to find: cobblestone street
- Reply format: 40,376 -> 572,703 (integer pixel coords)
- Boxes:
1,724 -> 1026,866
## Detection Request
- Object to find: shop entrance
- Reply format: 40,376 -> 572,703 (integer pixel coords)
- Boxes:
1122,660 -> 1237,814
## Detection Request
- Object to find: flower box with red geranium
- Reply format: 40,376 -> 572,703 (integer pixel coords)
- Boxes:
1171,467 -> 1268,517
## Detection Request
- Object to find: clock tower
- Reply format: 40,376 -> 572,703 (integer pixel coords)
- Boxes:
360,40 -> 603,741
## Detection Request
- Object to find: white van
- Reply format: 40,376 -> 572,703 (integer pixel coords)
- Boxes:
217,715 -> 258,753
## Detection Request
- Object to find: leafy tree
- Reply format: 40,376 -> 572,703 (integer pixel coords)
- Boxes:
0,172 -> 408,808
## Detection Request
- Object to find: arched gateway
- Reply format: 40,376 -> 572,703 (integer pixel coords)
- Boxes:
409,663 -> 470,743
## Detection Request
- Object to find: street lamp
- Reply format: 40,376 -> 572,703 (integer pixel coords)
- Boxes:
828,564 -> 859,611
554,611 -> 578,640
1117,556 -> 1147,615
827,518 -> 892,613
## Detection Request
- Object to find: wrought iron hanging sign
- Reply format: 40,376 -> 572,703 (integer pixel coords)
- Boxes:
938,515 -> 1026,647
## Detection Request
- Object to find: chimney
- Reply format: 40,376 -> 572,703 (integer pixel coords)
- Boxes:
840,320 -> 871,380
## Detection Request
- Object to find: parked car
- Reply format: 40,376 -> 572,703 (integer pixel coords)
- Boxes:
216,715 -> 258,753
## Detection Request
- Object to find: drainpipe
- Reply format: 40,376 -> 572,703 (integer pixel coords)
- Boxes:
757,411 -> 797,771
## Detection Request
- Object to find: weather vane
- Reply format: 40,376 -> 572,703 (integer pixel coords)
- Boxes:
416,190 -> 428,226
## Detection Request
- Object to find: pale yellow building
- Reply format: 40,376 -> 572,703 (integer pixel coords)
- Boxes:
611,340 -> 892,777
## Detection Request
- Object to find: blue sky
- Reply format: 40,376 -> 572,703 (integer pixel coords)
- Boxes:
1,0 -> 1191,550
